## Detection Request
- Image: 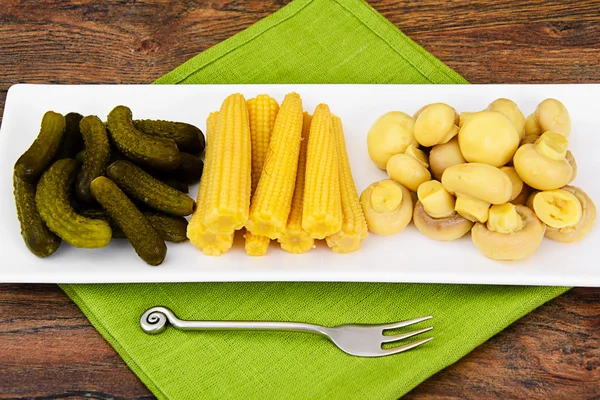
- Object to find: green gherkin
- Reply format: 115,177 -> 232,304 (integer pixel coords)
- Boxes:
56,112 -> 84,159
14,111 -> 66,183
35,159 -> 112,248
143,213 -> 188,243
107,160 -> 195,216
90,176 -> 166,266
133,119 -> 205,153
14,174 -> 62,257
79,208 -> 187,242
76,116 -> 110,203
107,106 -> 181,171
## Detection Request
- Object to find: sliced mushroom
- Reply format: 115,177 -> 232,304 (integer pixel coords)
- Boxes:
471,204 -> 546,261
360,179 -> 413,236
543,186 -> 596,243
413,201 -> 473,241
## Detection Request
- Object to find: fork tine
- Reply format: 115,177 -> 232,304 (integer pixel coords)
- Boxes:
381,326 -> 433,343
382,337 -> 433,355
380,315 -> 433,331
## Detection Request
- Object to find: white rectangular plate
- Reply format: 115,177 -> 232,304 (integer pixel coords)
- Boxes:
1,84 -> 599,286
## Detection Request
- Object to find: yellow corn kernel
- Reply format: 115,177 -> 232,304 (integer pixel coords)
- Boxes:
203,93 -> 252,233
187,112 -> 234,256
279,112 -> 315,254
246,92 -> 304,239
326,116 -> 368,253
244,231 -> 270,256
247,95 -> 279,194
245,95 -> 279,255
302,104 -> 342,239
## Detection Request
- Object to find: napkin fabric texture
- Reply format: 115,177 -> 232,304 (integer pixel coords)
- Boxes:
60,0 -> 568,398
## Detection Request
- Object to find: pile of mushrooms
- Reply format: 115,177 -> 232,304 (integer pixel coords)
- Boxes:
364,97 -> 596,261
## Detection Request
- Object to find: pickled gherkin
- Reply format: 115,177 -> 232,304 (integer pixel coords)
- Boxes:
143,213 -> 188,243
36,159 -> 112,248
56,112 -> 84,159
76,116 -> 110,203
158,178 -> 189,194
15,111 -> 66,183
107,106 -> 181,171
171,152 -> 204,183
14,175 -> 61,257
133,119 -> 205,153
107,160 -> 195,216
79,208 -> 126,239
79,208 -> 187,242
90,176 -> 167,266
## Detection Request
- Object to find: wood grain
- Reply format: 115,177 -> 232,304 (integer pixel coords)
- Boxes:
0,0 -> 599,399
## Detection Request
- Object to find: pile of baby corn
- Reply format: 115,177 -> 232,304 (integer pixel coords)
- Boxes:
187,93 -> 368,256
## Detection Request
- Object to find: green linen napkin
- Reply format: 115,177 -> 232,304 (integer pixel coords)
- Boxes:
61,0 -> 568,398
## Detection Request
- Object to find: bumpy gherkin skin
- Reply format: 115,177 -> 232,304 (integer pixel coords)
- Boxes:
14,111 -> 66,183
133,119 -> 205,153
107,106 -> 181,171
76,116 -> 111,203
106,160 -> 195,216
56,112 -> 84,159
78,208 -> 126,239
90,176 -> 166,266
14,174 -> 62,257
143,213 -> 188,243
35,159 -> 112,248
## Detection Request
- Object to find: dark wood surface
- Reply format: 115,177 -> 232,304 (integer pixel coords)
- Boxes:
1,0 -> 599,398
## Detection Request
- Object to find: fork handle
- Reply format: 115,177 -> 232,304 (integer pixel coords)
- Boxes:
140,306 -> 330,337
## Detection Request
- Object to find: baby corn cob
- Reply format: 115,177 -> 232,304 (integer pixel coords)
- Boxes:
246,92 -> 304,239
326,116 -> 368,253
302,104 -> 342,239
203,94 -> 252,233
279,112 -> 315,254
244,231 -> 270,256
187,112 -> 234,256
248,94 -> 279,193
244,94 -> 279,256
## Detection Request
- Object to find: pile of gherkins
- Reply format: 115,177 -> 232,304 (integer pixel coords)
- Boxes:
13,106 -> 205,265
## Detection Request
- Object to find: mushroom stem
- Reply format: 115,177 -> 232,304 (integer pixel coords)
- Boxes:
487,203 -> 524,234
370,181 -> 403,213
418,180 -> 455,218
534,132 -> 568,161
455,196 -> 490,223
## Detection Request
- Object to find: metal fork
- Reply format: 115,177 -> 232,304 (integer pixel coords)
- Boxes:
140,306 -> 433,357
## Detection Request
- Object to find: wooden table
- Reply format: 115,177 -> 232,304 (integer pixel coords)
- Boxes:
1,1 -> 599,398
